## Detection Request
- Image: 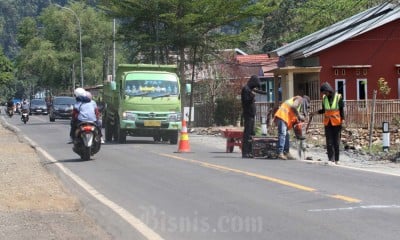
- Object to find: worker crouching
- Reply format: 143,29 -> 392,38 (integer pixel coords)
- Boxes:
274,95 -> 310,160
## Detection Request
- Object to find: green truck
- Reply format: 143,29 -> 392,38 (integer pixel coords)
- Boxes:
103,64 -> 182,144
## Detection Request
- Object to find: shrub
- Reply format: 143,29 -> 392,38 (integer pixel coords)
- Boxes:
214,97 -> 241,126
377,77 -> 391,99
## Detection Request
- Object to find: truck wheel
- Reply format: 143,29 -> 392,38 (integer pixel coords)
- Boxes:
169,131 -> 178,145
117,130 -> 126,144
153,136 -> 161,142
105,120 -> 113,142
115,121 -> 126,143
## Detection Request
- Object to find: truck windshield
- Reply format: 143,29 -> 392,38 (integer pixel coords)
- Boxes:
125,79 -> 179,97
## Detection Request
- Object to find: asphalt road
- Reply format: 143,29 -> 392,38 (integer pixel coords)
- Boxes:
2,112 -> 400,240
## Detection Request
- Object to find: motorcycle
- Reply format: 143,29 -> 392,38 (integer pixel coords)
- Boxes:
21,109 -> 29,124
72,121 -> 101,160
15,104 -> 21,115
6,107 -> 13,118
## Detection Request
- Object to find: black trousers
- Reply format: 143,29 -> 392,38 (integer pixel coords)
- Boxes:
242,116 -> 255,156
324,125 -> 342,161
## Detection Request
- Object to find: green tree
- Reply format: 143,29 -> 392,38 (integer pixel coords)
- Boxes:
17,17 -> 38,48
0,46 -> 13,85
16,2 -> 114,94
100,0 -> 273,108
293,0 -> 378,37
0,0 -> 57,59
16,37 -> 59,87
262,0 -> 388,51
0,46 -> 14,101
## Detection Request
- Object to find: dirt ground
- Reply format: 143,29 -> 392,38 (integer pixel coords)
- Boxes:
0,126 -> 78,211
0,119 -> 112,239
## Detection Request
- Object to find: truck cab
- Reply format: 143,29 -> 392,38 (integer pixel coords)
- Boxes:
103,64 -> 182,144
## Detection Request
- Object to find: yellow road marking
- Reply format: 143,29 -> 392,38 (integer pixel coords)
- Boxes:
329,194 -> 361,203
160,153 -> 361,203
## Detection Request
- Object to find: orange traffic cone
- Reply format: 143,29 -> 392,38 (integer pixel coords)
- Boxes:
176,118 -> 191,153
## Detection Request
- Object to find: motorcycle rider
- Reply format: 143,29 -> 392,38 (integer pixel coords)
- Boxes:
15,102 -> 21,114
6,98 -> 14,116
20,99 -> 29,113
69,88 -> 100,143
20,99 -> 30,121
85,91 -> 104,143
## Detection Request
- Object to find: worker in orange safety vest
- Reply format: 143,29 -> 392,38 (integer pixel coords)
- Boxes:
274,95 -> 310,160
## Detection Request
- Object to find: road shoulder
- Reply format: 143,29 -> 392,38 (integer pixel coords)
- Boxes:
0,116 -> 111,239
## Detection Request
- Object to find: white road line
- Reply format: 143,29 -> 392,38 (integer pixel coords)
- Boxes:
301,159 -> 400,177
26,136 -> 165,240
309,205 -> 400,212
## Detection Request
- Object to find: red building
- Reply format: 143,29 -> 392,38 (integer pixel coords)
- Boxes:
268,2 -> 400,101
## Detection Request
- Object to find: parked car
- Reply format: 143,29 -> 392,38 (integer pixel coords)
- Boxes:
29,98 -> 48,115
49,96 -> 76,122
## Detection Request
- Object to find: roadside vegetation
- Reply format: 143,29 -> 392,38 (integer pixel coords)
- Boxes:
0,0 -> 388,123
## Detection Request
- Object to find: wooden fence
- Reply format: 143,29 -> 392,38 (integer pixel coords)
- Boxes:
255,99 -> 400,130
192,99 -> 400,129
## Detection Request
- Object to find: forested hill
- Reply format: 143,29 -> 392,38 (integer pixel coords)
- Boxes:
0,0 -> 386,60
0,0 -> 388,103
0,0 -> 96,59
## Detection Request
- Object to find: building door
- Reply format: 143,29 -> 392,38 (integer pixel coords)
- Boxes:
357,79 -> 367,100
357,78 -> 367,108
335,79 -> 346,100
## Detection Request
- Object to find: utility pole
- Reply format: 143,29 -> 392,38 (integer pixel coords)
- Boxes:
113,19 -> 116,81
55,4 -> 84,87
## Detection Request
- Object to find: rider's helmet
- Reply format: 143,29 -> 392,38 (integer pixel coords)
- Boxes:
86,91 -> 92,100
74,87 -> 86,97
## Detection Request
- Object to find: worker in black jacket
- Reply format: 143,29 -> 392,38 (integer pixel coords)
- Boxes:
241,75 -> 266,158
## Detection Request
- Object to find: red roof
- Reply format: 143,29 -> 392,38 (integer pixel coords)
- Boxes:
234,54 -> 278,77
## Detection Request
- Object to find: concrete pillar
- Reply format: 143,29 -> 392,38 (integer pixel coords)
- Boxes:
282,72 -> 294,100
287,71 -> 294,98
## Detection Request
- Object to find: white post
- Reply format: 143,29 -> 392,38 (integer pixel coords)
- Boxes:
261,116 -> 267,136
382,122 -> 390,151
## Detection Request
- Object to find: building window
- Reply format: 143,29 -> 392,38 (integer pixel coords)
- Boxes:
259,79 -> 274,102
356,69 -> 360,75
398,78 -> 400,99
363,68 -> 368,75
335,79 -> 346,101
341,69 -> 346,75
334,69 -> 339,75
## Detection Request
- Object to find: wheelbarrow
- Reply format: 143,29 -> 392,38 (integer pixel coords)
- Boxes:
221,129 -> 243,153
